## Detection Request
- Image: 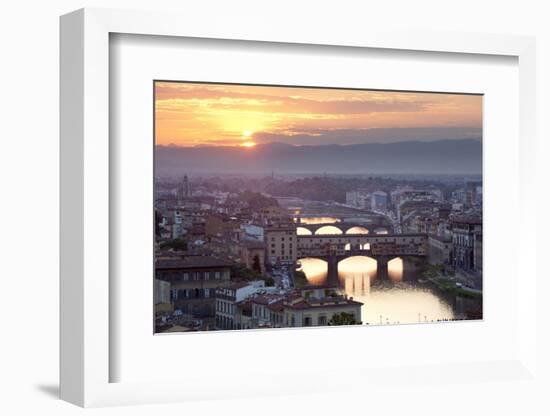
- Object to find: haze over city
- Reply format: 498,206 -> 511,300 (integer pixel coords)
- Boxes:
154,81 -> 483,333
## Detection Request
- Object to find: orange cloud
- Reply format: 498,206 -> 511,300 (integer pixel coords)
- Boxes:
155,82 -> 482,147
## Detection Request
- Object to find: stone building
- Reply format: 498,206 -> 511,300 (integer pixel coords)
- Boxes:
215,281 -> 265,330
282,286 -> 363,327
450,215 -> 482,271
205,214 -> 240,237
428,234 -> 453,265
235,239 -> 266,274
155,256 -> 232,329
265,222 -> 297,266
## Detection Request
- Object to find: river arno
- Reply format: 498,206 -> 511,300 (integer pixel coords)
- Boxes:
297,256 -> 482,325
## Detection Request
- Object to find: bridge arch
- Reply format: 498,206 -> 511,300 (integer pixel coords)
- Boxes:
387,257 -> 404,282
315,225 -> 343,235
297,257 -> 328,285
296,226 -> 312,236
345,226 -> 369,235
338,255 -> 378,279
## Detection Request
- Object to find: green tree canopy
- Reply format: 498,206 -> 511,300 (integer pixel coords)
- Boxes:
328,312 -> 361,326
293,269 -> 309,288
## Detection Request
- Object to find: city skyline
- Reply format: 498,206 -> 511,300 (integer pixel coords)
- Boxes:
154,81 -> 483,333
155,81 -> 482,148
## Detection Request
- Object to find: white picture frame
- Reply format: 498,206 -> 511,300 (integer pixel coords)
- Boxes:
60,7 -> 537,408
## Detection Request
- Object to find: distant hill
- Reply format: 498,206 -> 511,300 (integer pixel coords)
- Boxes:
155,139 -> 482,176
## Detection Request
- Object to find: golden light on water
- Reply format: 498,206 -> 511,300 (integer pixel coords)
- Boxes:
240,141 -> 256,148
338,256 -> 377,280
344,273 -> 371,297
315,225 -> 343,235
388,257 -> 404,283
297,257 -> 327,285
298,256 -> 455,325
361,287 -> 455,325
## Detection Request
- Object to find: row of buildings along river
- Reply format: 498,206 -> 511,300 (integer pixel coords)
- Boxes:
154,175 -> 482,333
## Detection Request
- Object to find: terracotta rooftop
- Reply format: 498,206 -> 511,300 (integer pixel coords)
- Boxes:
239,240 -> 265,249
450,214 -> 482,225
156,256 -> 232,270
224,282 -> 253,290
284,298 -> 363,310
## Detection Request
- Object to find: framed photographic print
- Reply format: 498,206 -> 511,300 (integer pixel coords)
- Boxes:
153,81 -> 483,334
60,8 -> 538,408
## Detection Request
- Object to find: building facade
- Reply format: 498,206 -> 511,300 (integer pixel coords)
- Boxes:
428,234 -> 453,265
283,286 -> 362,327
346,189 -> 370,209
155,256 -> 232,329
233,286 -> 363,329
235,240 -> 266,274
265,223 -> 298,265
215,281 -> 266,330
451,215 -> 482,271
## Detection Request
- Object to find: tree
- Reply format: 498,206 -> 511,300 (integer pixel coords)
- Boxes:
234,190 -> 279,210
293,270 -> 309,288
231,262 -> 274,287
251,254 -> 262,274
328,312 -> 361,326
230,263 -> 261,281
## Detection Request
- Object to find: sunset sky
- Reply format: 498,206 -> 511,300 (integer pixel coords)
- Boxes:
155,81 -> 482,148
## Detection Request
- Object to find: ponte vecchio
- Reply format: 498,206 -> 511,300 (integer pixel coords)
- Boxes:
297,229 -> 428,284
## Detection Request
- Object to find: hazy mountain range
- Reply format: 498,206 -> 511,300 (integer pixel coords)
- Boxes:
155,139 -> 482,176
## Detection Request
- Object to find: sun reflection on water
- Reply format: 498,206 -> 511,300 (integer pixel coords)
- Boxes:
298,256 -> 455,325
